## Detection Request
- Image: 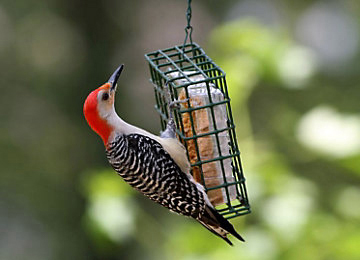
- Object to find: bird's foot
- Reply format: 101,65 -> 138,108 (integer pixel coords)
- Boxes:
168,98 -> 189,111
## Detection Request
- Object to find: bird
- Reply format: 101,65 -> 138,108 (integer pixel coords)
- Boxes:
83,65 -> 245,245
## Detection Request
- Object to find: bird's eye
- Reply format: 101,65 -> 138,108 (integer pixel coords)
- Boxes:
102,92 -> 109,101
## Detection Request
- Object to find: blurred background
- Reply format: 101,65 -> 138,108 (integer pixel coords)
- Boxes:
1,0 -> 360,259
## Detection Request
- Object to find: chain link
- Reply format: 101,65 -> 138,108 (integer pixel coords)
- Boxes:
183,0 -> 193,47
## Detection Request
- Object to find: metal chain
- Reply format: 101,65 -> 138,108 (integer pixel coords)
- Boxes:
183,0 -> 193,47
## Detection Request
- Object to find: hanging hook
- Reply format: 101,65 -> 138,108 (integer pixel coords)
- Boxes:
183,0 -> 193,50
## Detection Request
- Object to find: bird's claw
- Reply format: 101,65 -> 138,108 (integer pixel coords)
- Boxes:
169,98 -> 189,110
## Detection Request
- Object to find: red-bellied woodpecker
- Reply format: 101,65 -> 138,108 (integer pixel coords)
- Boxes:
83,65 -> 245,245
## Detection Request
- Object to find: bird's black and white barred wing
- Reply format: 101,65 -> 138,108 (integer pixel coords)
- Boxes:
106,133 -> 206,218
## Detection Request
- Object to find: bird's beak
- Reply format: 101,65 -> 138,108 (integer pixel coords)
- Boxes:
109,64 -> 124,92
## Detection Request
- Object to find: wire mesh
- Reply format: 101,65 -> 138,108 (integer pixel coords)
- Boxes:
145,42 -> 250,219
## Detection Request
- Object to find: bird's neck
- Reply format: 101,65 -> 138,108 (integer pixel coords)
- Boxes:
104,111 -> 158,146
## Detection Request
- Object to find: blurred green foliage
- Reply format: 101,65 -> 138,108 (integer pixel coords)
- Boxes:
1,0 -> 360,259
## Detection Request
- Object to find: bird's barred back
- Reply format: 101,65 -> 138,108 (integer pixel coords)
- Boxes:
106,134 -> 206,218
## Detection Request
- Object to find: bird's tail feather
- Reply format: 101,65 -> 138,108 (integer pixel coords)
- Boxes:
198,220 -> 233,246
198,205 -> 245,245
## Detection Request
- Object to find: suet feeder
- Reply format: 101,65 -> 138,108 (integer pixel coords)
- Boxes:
145,1 -> 250,219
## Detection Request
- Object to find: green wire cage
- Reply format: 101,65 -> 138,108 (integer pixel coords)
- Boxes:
145,42 -> 250,219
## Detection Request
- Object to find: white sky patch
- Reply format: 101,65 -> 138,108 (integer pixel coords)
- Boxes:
277,46 -> 317,88
88,195 -> 135,242
260,178 -> 315,241
296,106 -> 360,158
296,3 -> 359,69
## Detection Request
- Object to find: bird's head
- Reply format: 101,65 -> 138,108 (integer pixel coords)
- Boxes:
83,65 -> 124,145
